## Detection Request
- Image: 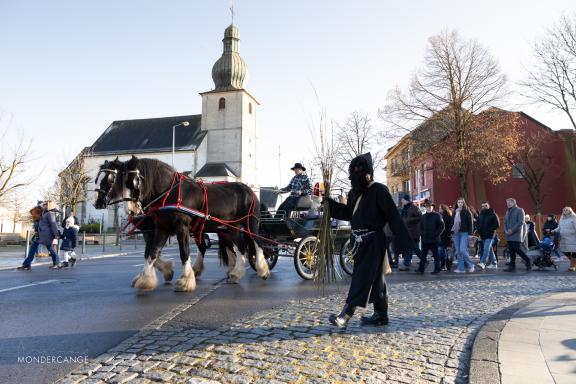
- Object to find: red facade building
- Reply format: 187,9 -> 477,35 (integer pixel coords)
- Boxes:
408,112 -> 575,218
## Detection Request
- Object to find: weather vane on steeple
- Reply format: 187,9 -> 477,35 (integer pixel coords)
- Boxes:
230,1 -> 235,24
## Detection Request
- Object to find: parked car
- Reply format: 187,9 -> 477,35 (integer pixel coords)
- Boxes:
202,233 -> 219,248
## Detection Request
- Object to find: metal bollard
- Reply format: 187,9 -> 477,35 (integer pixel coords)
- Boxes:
134,233 -> 137,249
102,233 -> 106,252
82,232 -> 86,255
25,230 -> 30,258
119,233 -> 122,251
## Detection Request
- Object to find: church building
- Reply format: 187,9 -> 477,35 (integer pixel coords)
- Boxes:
76,23 -> 260,229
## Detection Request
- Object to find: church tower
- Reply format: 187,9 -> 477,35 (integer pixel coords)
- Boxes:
199,23 -> 259,186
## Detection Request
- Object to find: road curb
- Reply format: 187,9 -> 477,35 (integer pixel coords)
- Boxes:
468,292 -> 556,384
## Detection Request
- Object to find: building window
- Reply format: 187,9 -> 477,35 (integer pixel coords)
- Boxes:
402,180 -> 410,193
422,164 -> 426,187
218,98 -> 226,110
249,102 -> 252,114
512,164 -> 525,179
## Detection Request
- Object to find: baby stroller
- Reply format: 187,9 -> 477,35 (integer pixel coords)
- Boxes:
532,236 -> 558,270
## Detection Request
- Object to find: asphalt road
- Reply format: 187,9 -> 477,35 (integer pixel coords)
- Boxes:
0,246 -> 542,384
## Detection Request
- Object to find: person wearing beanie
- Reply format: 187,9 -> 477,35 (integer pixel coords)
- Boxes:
60,216 -> 79,268
324,153 -> 413,329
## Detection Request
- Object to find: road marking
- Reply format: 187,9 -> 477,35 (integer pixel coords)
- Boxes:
0,279 -> 60,293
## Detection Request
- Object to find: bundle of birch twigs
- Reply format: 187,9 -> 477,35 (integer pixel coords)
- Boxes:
310,111 -> 339,291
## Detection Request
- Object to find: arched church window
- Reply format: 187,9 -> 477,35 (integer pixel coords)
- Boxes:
249,102 -> 252,114
219,98 -> 226,110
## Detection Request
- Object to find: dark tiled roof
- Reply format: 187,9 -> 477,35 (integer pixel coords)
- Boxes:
91,115 -> 205,155
194,163 -> 238,178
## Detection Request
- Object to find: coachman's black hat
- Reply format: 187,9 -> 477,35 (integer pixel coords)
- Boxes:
290,163 -> 306,171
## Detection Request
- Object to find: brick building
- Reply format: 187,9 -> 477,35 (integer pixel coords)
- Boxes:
385,111 -> 576,221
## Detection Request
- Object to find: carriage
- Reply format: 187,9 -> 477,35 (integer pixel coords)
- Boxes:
250,195 -> 354,280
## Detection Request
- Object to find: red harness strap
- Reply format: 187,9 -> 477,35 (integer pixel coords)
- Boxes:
124,172 -> 273,244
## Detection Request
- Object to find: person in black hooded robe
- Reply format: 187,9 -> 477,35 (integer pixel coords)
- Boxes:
325,153 -> 413,328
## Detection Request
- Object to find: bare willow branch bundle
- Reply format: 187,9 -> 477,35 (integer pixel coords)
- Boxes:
308,108 -> 339,291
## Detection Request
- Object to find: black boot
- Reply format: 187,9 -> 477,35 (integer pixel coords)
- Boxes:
361,299 -> 389,326
329,303 -> 356,329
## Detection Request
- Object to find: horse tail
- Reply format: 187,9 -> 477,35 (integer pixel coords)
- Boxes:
217,233 -> 230,266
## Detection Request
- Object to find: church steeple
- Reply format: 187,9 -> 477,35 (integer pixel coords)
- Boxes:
211,24 -> 248,90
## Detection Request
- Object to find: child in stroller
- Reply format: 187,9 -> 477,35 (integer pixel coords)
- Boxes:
532,235 -> 558,270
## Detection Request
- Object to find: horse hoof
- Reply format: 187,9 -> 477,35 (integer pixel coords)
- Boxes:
165,271 -> 174,282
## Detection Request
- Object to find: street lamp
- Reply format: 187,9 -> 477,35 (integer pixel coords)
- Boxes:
172,121 -> 190,168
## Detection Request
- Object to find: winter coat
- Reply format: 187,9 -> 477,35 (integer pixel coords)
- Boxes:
453,209 -> 473,234
420,211 -> 445,244
504,205 -> 526,242
401,202 -> 422,240
526,221 -> 539,247
556,216 -> 576,253
38,210 -> 60,246
477,208 -> 500,240
542,219 -> 559,237
61,225 -> 79,251
440,212 -> 453,246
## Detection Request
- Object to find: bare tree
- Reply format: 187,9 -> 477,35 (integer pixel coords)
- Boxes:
56,147 -> 92,220
521,14 -> 576,130
508,128 -> 563,215
0,124 -> 32,207
380,30 -> 514,199
334,112 -> 384,188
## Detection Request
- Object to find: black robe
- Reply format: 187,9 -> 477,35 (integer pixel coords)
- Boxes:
327,183 -> 412,307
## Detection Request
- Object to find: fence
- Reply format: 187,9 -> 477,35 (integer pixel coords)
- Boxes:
22,231 -> 154,257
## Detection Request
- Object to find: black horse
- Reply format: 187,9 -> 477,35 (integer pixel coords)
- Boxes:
94,158 -> 177,284
95,156 -> 270,292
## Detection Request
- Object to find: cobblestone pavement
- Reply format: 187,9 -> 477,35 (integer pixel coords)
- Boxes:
58,274 -> 576,384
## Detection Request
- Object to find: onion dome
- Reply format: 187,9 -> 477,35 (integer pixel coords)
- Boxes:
211,24 -> 248,90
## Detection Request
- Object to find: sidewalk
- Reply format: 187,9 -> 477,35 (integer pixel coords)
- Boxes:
499,292 -> 576,384
0,243 -> 150,270
471,291 -> 576,384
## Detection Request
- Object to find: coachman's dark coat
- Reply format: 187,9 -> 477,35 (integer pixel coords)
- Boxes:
327,183 -> 412,307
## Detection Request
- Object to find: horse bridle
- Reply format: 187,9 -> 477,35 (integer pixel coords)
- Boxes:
94,168 -> 119,207
94,166 -> 145,208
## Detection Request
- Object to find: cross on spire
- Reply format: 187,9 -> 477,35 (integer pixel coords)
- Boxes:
230,1 -> 235,24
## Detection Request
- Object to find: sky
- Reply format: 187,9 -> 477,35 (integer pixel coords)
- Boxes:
1,0 -> 575,205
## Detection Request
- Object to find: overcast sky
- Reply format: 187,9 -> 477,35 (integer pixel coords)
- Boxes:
1,0 -> 574,204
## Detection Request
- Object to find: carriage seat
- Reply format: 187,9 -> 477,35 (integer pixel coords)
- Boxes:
294,195 -> 321,211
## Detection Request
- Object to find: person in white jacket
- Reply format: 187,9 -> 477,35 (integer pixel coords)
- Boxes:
555,207 -> 576,271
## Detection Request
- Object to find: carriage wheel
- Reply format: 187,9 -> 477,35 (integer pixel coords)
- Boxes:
248,246 -> 279,272
294,236 -> 319,280
339,239 -> 354,276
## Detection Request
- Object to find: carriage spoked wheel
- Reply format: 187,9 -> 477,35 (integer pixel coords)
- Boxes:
339,239 -> 355,276
247,245 -> 279,272
294,236 -> 319,280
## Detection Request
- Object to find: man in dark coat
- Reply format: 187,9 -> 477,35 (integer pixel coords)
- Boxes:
38,201 -> 62,268
477,201 -> 500,270
398,194 -> 422,271
325,153 -> 412,328
419,202 -> 445,274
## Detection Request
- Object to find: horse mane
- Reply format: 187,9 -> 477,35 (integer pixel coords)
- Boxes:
128,157 -> 176,202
